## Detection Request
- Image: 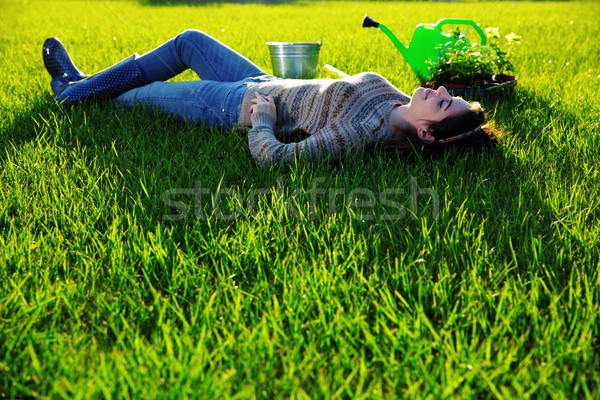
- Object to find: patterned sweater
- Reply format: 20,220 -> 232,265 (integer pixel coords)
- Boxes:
239,72 -> 411,167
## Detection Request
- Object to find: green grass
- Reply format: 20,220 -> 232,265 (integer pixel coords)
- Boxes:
1,0 -> 599,398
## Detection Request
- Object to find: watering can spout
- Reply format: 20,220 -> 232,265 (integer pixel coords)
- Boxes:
362,14 -> 380,29
362,14 -> 411,61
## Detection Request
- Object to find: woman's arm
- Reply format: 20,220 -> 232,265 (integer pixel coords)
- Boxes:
248,123 -> 347,167
247,92 -> 379,167
247,110 -> 353,167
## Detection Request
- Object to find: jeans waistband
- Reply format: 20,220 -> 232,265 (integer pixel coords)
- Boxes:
227,74 -> 276,128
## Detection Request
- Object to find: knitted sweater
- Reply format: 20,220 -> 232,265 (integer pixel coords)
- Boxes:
239,72 -> 411,167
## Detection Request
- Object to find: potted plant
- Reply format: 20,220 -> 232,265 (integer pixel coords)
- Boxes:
422,26 -> 520,95
485,27 -> 520,83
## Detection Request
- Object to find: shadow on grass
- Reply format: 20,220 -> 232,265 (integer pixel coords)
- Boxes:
481,84 -> 599,261
3,85 -> 584,234
4,83 -> 595,282
2,97 -> 255,225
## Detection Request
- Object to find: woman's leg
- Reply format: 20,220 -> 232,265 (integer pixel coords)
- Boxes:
44,29 -> 272,105
114,79 -> 253,130
136,29 -> 271,83
114,30 -> 275,129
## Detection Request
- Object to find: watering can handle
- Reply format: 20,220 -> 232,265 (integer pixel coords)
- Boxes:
437,19 -> 487,45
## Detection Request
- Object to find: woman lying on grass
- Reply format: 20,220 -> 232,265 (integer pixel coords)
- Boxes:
43,29 -> 497,167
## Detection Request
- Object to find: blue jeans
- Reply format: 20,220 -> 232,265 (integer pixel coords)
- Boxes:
114,30 -> 275,129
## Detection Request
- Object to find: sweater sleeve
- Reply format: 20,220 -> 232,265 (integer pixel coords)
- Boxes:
248,115 -> 367,167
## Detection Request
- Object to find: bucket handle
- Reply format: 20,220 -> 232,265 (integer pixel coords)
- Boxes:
436,19 -> 487,46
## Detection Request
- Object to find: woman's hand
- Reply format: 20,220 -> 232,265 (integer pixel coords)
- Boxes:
249,92 -> 277,127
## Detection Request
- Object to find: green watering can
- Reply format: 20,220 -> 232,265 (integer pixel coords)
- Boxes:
362,14 -> 487,82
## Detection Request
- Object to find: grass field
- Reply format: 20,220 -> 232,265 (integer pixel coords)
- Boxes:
1,0 -> 599,398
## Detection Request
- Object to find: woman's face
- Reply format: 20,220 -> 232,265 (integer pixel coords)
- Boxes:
407,86 -> 471,125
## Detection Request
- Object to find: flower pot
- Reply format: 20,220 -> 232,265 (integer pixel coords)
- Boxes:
445,83 -> 468,89
420,75 -> 517,98
493,74 -> 516,83
420,82 -> 468,89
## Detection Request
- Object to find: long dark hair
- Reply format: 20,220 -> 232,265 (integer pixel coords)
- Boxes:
381,102 -> 500,152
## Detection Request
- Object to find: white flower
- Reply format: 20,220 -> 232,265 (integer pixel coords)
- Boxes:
505,33 -> 521,43
485,27 -> 500,38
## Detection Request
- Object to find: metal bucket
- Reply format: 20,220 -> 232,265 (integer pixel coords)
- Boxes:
266,42 -> 322,79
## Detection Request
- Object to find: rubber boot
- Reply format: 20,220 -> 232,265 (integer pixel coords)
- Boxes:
53,55 -> 144,106
42,37 -> 89,82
